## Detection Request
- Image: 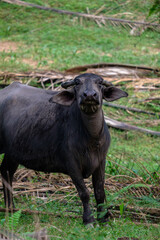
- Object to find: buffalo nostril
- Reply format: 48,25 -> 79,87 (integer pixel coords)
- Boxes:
83,92 -> 87,97
93,92 -> 97,97
83,90 -> 97,99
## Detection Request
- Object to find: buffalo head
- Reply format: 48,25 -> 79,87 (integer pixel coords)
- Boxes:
49,73 -> 128,114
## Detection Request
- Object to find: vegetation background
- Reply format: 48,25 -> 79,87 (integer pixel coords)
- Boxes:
0,0 -> 160,239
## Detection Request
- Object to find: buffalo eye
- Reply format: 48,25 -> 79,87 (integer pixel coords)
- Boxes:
95,78 -> 103,84
75,78 -> 82,85
97,78 -> 103,86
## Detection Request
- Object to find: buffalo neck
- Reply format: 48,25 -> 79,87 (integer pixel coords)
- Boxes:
80,108 -> 104,138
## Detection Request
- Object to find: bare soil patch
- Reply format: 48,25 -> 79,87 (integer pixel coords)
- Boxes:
3,56 -> 39,69
21,58 -> 39,68
0,41 -> 19,52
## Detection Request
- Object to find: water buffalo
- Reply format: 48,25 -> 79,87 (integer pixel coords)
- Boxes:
0,73 -> 128,224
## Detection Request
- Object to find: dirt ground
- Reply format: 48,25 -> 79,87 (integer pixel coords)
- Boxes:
0,40 -> 38,68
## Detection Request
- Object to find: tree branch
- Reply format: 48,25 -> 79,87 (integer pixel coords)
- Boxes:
103,102 -> 160,118
104,117 -> 160,136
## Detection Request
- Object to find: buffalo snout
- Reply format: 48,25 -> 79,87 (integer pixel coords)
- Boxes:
81,90 -> 99,104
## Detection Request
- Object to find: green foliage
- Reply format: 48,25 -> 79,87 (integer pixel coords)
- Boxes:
15,211 -> 160,240
5,210 -> 22,230
0,154 -> 4,168
106,158 -> 119,175
146,102 -> 160,112
148,0 -> 160,20
120,202 -> 124,216
105,184 -> 151,207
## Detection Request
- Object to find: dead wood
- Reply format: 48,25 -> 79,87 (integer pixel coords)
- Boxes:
103,102 -> 160,118
0,64 -> 159,89
0,205 -> 159,224
2,0 -> 160,30
138,97 -> 160,103
110,208 -> 160,223
0,207 -> 80,219
104,116 -> 160,136
0,169 -> 159,201
129,119 -> 159,128
65,63 -> 159,74
110,205 -> 160,217
134,86 -> 160,91
0,170 -> 159,199
132,221 -> 160,228
111,210 -> 159,223
122,78 -> 160,89
0,206 -> 56,216
0,71 -> 66,81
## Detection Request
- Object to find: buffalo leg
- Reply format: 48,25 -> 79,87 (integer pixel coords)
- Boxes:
70,174 -> 94,224
0,155 -> 18,208
92,161 -> 109,222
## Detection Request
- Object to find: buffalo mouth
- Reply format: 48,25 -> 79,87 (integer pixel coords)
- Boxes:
80,100 -> 99,114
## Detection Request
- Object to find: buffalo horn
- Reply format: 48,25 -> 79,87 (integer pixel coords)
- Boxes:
102,80 -> 113,87
61,80 -> 75,89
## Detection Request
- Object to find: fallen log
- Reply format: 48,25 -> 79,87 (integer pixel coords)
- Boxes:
66,62 -> 159,74
0,207 -> 80,218
108,205 -> 160,224
110,209 -> 160,223
132,222 -> 159,228
103,102 -> 160,118
104,117 -> 160,136
110,205 -> 160,217
0,205 -> 159,223
134,86 -> 160,91
0,206 -> 51,215
137,97 -> 160,103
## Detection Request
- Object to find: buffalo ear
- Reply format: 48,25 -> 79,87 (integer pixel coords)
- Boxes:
103,86 -> 128,102
49,89 -> 75,106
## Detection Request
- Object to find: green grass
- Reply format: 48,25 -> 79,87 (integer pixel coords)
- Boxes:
106,129 -> 160,180
0,197 -> 159,240
0,0 -> 160,72
103,88 -> 160,183
18,215 -> 160,240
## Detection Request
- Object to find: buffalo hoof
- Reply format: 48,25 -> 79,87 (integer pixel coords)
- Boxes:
97,210 -> 111,224
98,217 -> 110,224
83,216 -> 95,226
97,217 -> 110,227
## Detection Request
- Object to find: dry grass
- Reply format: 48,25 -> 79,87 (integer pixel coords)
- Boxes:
0,168 -> 159,225
0,64 -> 160,91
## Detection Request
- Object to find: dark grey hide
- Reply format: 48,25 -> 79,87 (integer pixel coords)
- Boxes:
0,73 -> 128,224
